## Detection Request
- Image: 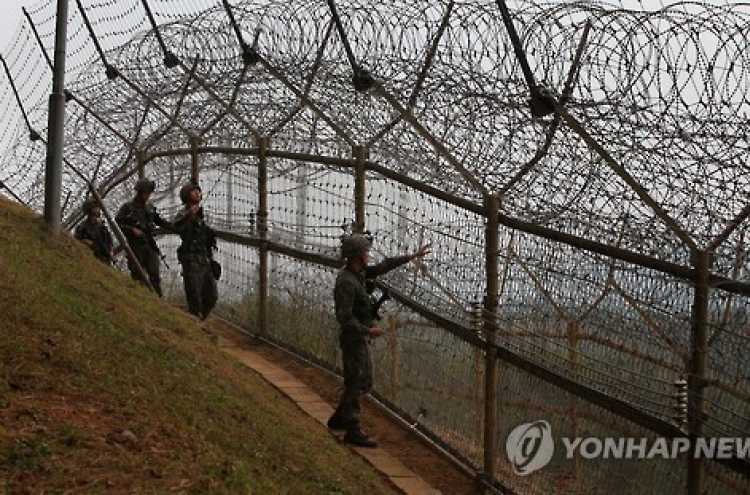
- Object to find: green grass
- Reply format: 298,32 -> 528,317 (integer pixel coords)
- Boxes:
0,196 -> 397,494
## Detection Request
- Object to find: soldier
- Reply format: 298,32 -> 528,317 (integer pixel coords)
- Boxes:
172,181 -> 218,321
327,233 -> 431,448
115,178 -> 172,296
74,198 -> 114,265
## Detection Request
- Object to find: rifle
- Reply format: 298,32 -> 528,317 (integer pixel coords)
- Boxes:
371,289 -> 391,321
126,210 -> 170,269
197,207 -> 218,253
366,278 -> 391,321
197,207 -> 221,280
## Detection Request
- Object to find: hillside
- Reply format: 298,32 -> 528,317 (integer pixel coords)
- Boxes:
0,196 -> 398,493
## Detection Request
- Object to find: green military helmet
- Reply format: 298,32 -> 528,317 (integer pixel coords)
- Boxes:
179,181 -> 201,204
341,233 -> 371,260
81,198 -> 99,214
134,178 -> 156,193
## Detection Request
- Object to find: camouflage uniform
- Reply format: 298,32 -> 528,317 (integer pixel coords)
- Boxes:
173,204 -> 218,320
115,198 -> 171,296
74,217 -> 114,265
331,256 -> 410,430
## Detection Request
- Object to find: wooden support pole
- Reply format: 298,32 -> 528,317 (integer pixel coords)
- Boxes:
483,195 -> 500,490
687,249 -> 711,495
257,136 -> 269,335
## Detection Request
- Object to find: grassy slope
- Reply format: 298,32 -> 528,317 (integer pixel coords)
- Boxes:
0,197 -> 396,494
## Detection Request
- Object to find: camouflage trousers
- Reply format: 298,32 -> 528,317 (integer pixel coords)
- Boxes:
333,339 -> 373,426
180,253 -> 218,320
127,244 -> 162,297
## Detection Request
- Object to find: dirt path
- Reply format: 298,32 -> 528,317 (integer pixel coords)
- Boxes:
208,318 -> 478,494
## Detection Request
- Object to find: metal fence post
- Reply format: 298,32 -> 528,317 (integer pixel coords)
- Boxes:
483,195 -> 500,490
568,320 -> 581,480
44,0 -> 70,236
687,249 -> 710,495
257,136 -> 269,335
190,135 -> 200,182
137,150 -> 147,179
354,145 -> 367,234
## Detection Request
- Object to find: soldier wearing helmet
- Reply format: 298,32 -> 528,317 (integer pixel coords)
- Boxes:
327,232 -> 431,448
74,197 -> 114,265
172,180 -> 219,320
134,178 -> 156,194
115,177 -> 172,296
179,182 -> 200,205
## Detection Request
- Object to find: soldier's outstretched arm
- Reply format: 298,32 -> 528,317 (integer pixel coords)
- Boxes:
154,208 -> 175,232
368,243 -> 432,277
410,243 -> 431,260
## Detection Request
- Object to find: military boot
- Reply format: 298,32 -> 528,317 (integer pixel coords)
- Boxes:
343,422 -> 378,448
326,412 -> 347,431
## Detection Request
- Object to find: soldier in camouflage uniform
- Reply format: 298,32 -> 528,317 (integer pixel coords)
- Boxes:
172,181 -> 218,320
115,178 -> 172,296
327,233 -> 430,448
74,198 -> 114,265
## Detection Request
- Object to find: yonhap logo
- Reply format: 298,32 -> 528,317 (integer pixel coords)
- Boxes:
506,420 -> 555,475
505,420 -> 749,476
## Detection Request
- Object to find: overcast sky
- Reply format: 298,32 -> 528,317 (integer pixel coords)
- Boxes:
0,0 -> 735,53
1,0 -> 36,51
